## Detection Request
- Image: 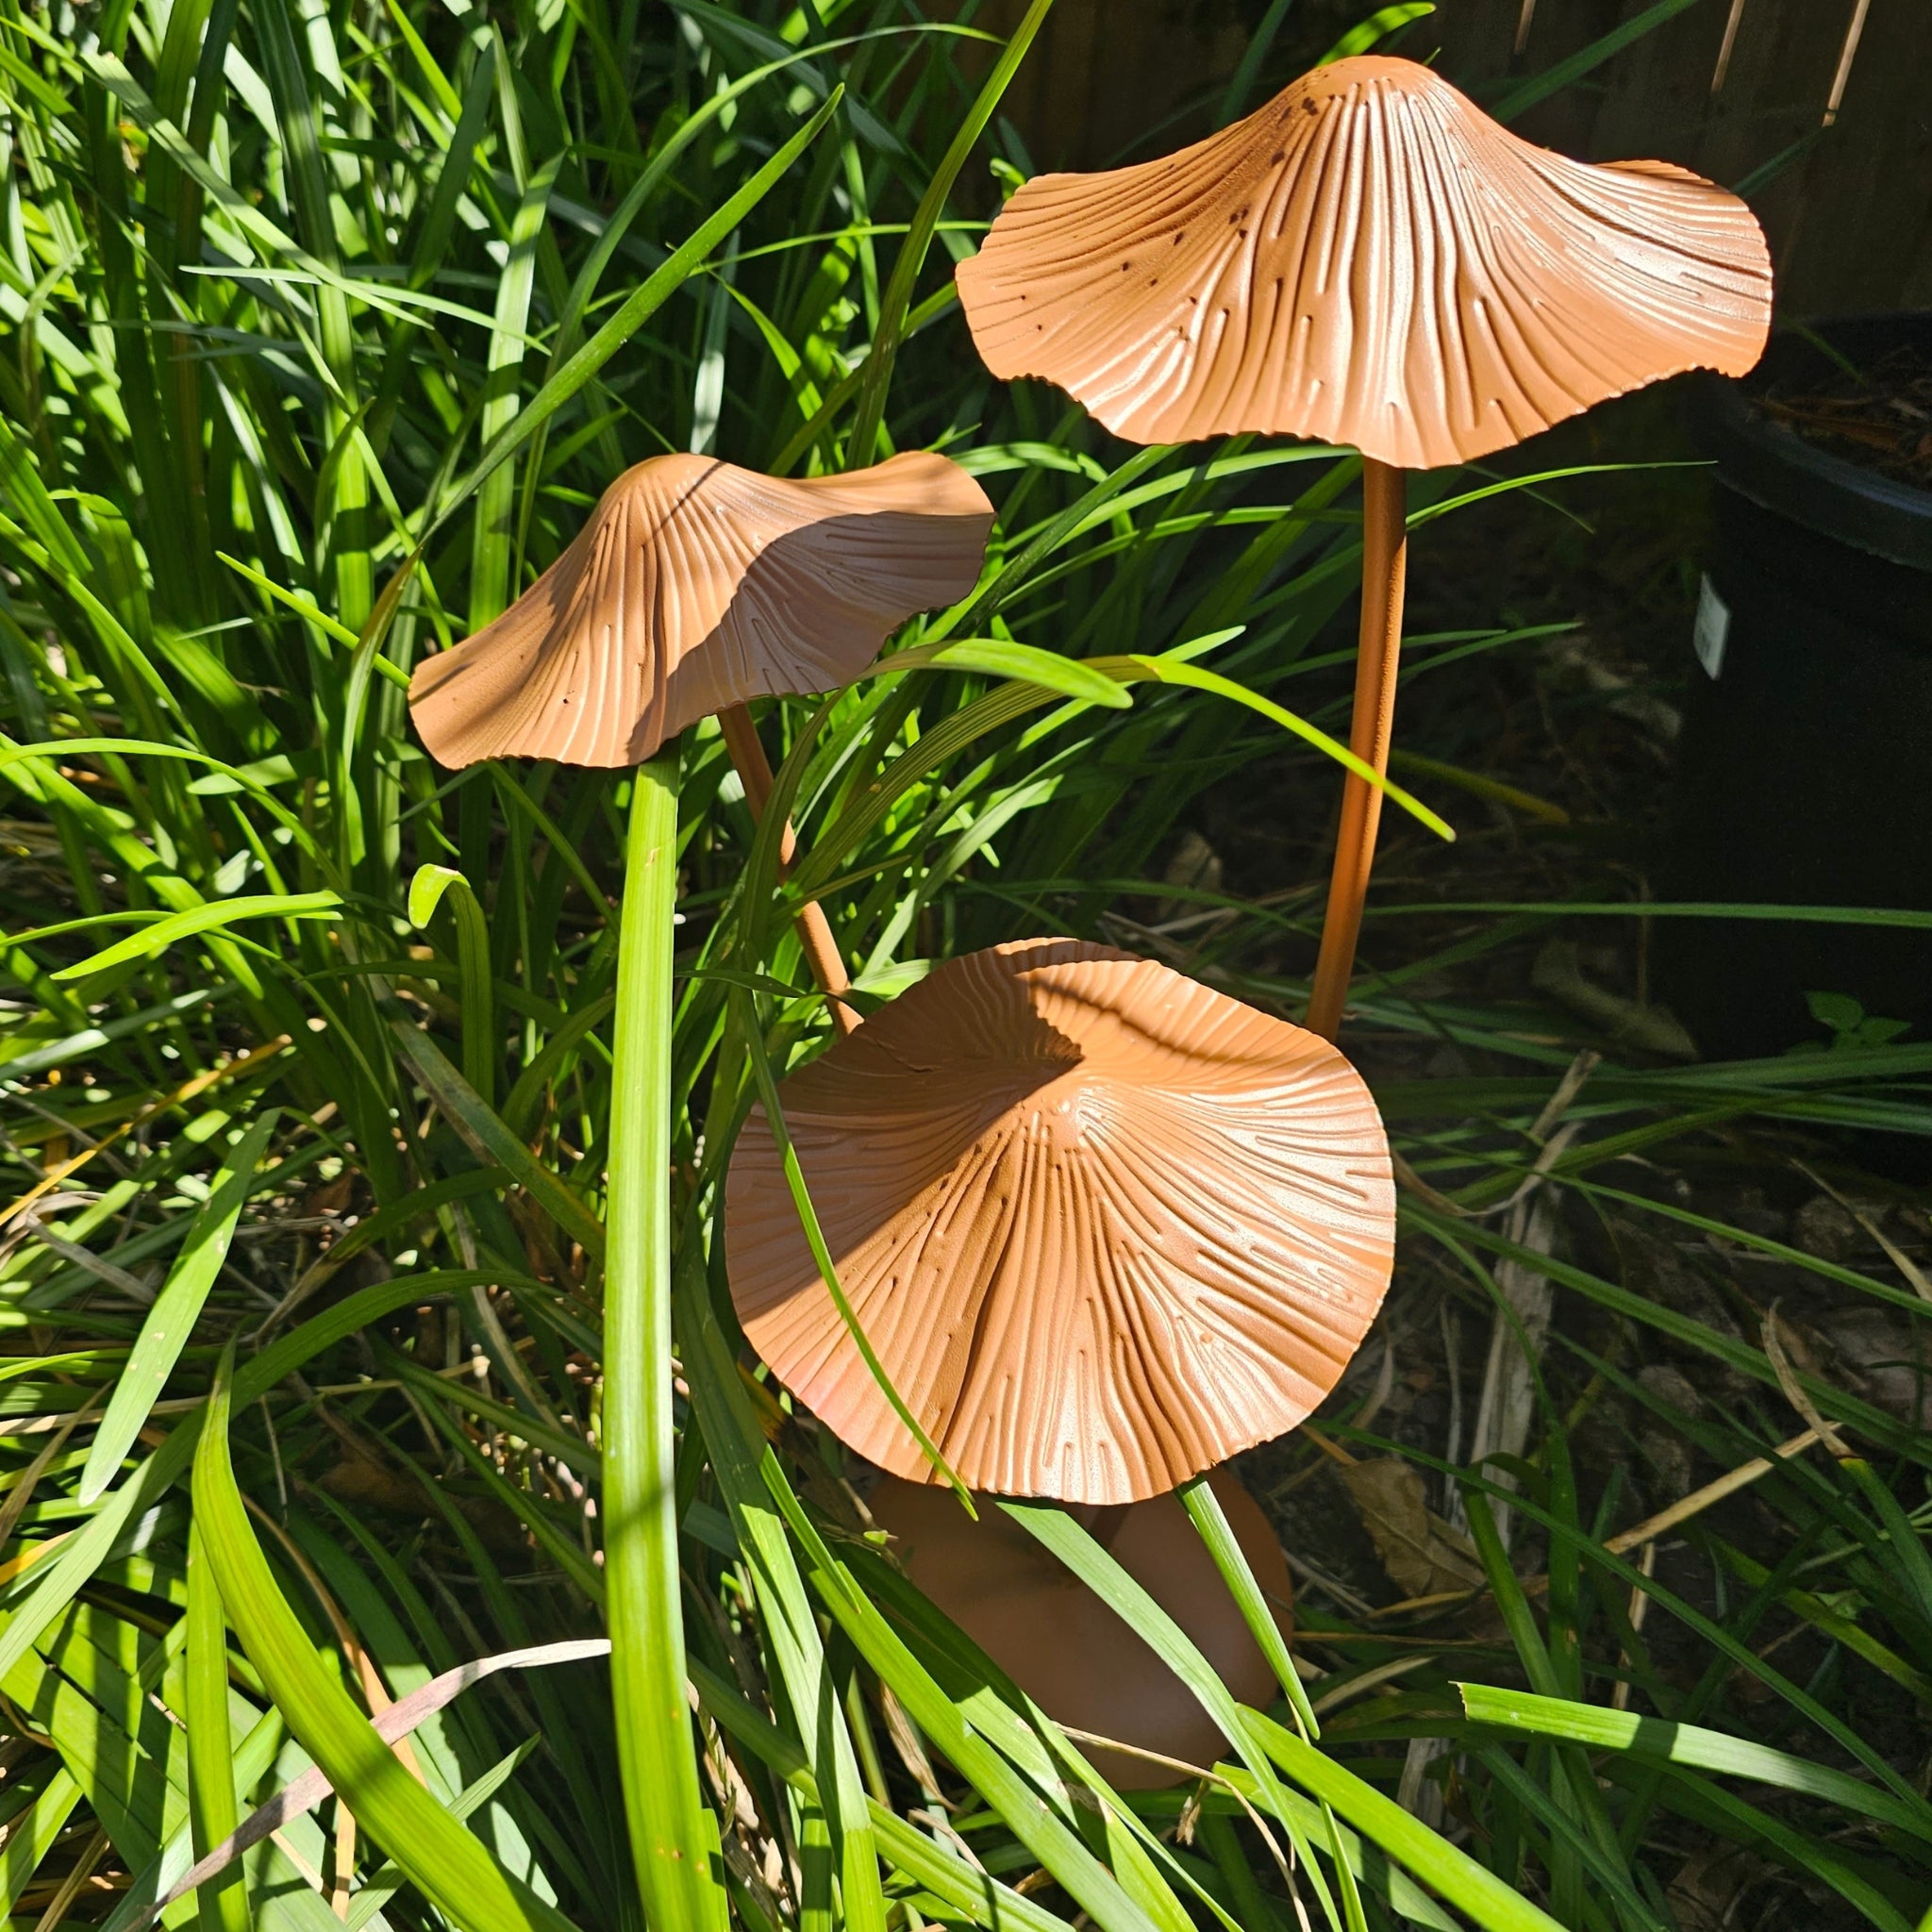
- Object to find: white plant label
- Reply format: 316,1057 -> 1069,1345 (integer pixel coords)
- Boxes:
1693,574 -> 1731,680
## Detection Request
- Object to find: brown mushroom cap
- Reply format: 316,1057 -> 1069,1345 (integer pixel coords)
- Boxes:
409,452 -> 992,769
956,56 -> 1772,468
868,1469 -> 1292,1790
726,940 -> 1393,1505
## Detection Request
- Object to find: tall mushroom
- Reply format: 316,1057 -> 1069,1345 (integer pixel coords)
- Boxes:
410,450 -> 993,1025
955,54 -> 1772,1036
726,938 -> 1392,1505
867,1468 -> 1292,1790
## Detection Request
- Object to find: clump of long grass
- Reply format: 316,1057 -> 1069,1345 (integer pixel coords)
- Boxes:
2,3 -> 1930,1930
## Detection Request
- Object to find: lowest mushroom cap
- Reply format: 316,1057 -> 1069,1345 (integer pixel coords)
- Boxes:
957,55 -> 1773,468
409,451 -> 992,769
726,940 -> 1394,1505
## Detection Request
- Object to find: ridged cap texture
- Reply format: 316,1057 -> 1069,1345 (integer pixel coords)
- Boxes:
957,56 -> 1773,467
409,452 -> 992,768
726,940 -> 1394,1504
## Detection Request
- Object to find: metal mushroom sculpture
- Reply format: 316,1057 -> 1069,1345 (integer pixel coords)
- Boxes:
411,450 -> 993,1024
955,54 -> 1773,1036
727,939 -> 1393,1503
728,939 -> 1380,1782
408,449 -> 991,1920
868,1469 -> 1292,1790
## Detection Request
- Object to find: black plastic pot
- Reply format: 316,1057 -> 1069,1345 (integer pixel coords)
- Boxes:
1659,313 -> 1932,1063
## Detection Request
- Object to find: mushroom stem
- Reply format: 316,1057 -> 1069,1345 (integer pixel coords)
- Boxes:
718,702 -> 859,1034
1306,458 -> 1409,1041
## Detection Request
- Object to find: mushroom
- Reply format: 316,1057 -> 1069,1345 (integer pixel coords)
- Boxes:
725,938 -> 1392,1505
409,450 -> 993,1023
956,55 -> 1772,1036
866,1468 -> 1292,1790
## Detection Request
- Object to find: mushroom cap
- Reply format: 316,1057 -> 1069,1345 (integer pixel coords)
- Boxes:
409,452 -> 993,769
956,56 -> 1772,468
868,1469 -> 1292,1790
726,940 -> 1393,1504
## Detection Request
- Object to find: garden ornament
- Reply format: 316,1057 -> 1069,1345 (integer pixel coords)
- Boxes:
956,54 -> 1772,1037
867,1468 -> 1293,1789
725,938 -> 1392,1505
409,451 -> 993,1026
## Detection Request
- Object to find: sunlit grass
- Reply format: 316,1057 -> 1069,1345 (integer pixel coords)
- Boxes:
0,4 -> 1928,1931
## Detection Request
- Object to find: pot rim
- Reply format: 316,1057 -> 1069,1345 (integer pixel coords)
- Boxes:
1696,310 -> 1932,573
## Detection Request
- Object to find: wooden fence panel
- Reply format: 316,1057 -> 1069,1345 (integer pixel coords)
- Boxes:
974,0 -> 1932,317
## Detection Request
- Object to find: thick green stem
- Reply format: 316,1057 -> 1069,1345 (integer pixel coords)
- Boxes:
605,754 -> 725,1932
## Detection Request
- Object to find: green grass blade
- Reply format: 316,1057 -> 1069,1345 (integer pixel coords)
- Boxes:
1465,1744 -> 1668,1932
690,1658 -> 1073,1932
604,756 -> 729,1932
185,1518 -> 250,1932
1610,1759 -> 1918,1932
847,0 -> 1055,460
675,1260 -> 890,1932
1459,1684 -> 1932,1845
1219,0 -> 1295,120
50,893 -> 340,981
1319,4 -> 1435,62
910,638 -> 1134,708
1175,1475 -> 1321,1738
1246,1709 -> 1569,1932
469,155 -> 560,628
427,90 -> 844,545
1841,1457 -> 1932,1631
999,1499 -> 1345,1927
192,1348 -> 584,1932
762,1462 -> 1174,1932
1492,0 -> 1701,121
78,1110 -> 279,1506
734,986 -> 973,1509
1115,655 -> 1456,840
389,1021 -> 604,1258
0,1274 -> 498,1689
408,865 -> 498,1104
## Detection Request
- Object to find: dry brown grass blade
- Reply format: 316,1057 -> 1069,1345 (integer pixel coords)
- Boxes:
27,1824 -> 108,1932
1361,1428 -> 1826,1620
1603,1428 -> 1824,1557
1,1035 -> 291,1227
1790,1159 -> 1932,1303
1761,1308 -> 1853,1458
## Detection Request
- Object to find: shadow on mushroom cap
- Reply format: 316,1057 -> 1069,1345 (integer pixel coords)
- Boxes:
409,451 -> 992,769
726,940 -> 1394,1505
957,55 -> 1772,467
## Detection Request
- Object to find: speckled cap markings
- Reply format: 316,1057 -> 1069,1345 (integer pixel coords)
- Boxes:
725,939 -> 1394,1505
957,55 -> 1772,467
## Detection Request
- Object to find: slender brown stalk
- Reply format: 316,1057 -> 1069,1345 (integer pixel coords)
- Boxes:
1306,458 -> 1409,1041
719,702 -> 858,1034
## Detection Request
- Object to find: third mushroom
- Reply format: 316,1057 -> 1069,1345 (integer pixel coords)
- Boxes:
956,55 -> 1772,1038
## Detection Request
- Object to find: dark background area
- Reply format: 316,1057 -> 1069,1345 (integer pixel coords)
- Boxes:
978,0 -> 1932,316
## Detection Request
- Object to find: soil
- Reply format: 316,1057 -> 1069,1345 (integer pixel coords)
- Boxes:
1757,341 -> 1932,490
1156,383 -> 1932,1930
